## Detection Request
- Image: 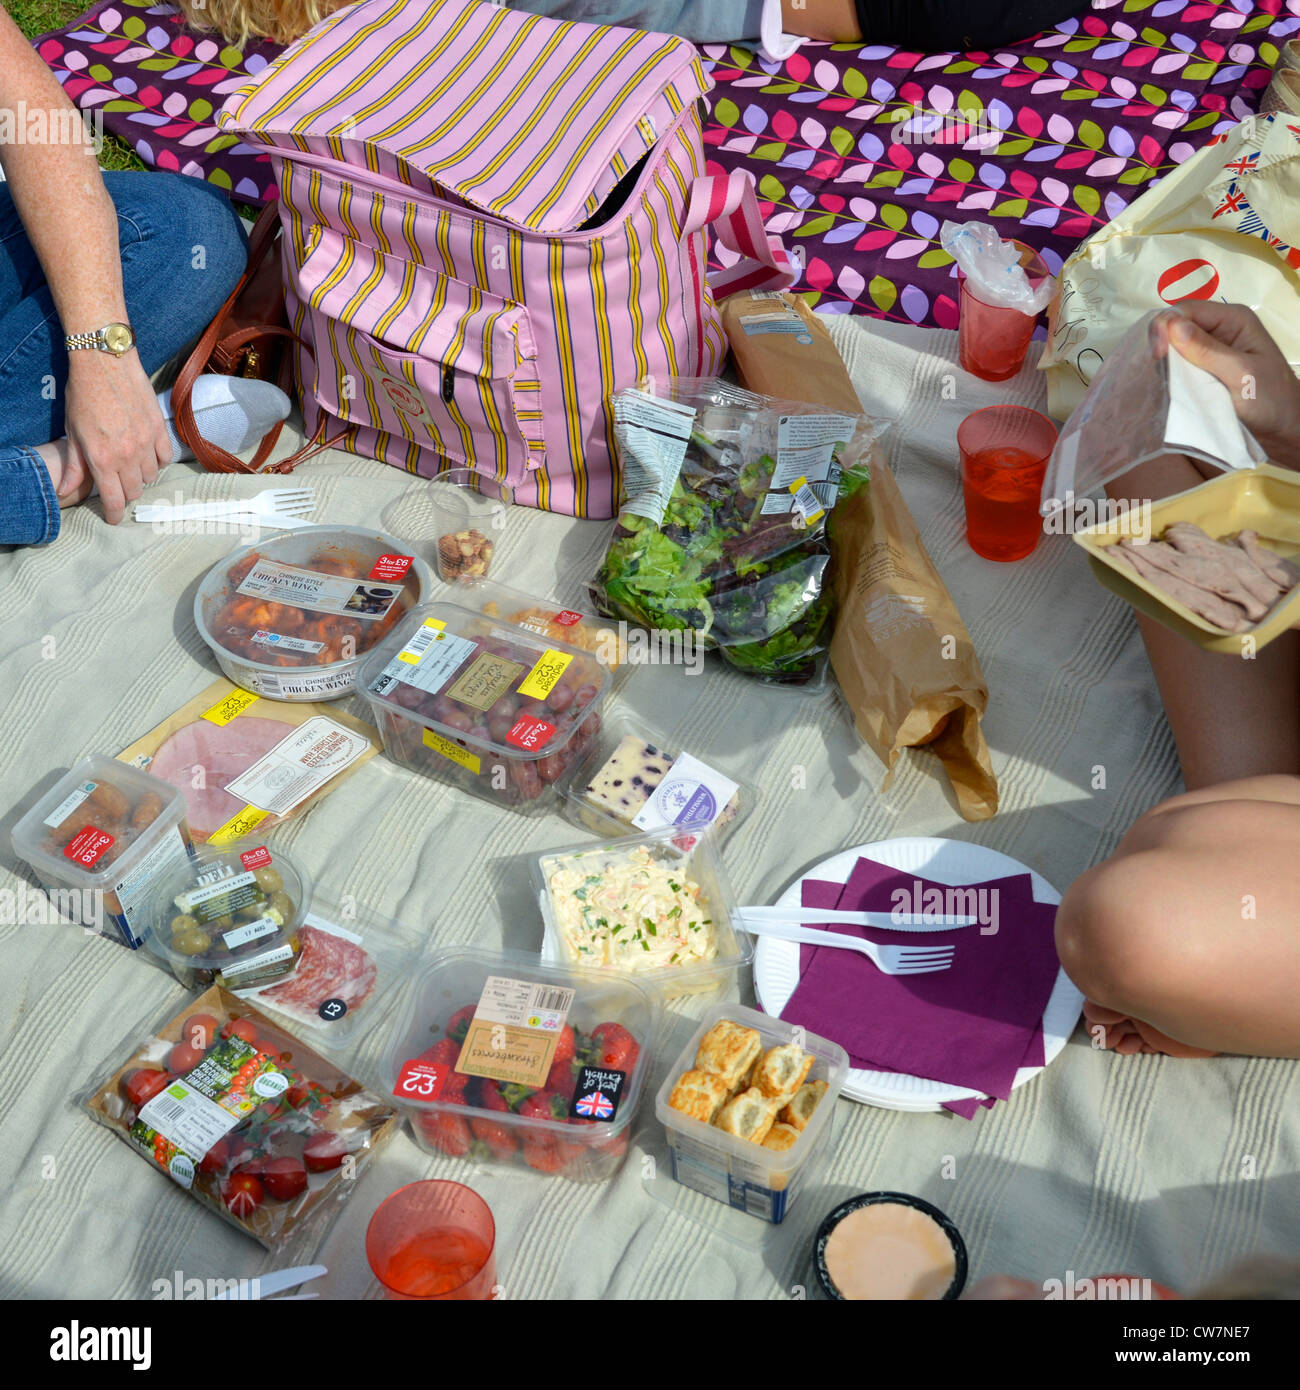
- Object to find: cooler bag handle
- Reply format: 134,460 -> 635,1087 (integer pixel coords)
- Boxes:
684,170 -> 798,296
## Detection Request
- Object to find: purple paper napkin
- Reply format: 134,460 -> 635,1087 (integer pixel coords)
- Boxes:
781,861 -> 1061,1102
942,1018 -> 1049,1119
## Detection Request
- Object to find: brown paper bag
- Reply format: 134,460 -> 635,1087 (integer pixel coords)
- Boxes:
721,290 -> 999,821
830,459 -> 998,820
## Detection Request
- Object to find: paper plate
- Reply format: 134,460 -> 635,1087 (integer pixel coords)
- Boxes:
752,837 -> 1083,1112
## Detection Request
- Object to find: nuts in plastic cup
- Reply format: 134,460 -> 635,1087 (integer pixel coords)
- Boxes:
428,468 -> 512,583
958,404 -> 1058,563
366,1180 -> 497,1300
957,240 -> 1049,383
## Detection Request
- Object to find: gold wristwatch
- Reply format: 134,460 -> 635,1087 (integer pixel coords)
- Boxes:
65,322 -> 136,357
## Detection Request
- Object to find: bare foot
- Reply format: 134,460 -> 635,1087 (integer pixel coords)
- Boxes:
1082,1000 -> 1221,1058
36,441 -> 95,507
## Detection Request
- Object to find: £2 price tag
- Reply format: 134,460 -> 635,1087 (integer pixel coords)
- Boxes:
395,1059 -> 448,1101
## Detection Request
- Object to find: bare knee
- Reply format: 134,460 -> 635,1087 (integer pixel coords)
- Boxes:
1055,853 -> 1176,1013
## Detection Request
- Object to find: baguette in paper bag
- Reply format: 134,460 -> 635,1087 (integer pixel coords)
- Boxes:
720,291 -> 999,820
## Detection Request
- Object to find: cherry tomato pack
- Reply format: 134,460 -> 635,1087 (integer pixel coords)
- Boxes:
83,985 -> 399,1250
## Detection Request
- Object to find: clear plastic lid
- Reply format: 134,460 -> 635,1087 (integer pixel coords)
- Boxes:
454,577 -> 630,685
232,889 -> 421,1047
195,526 -> 431,673
11,756 -> 189,886
357,601 -> 611,762
654,1002 -> 848,1178
383,946 -> 660,1146
144,840 -> 309,989
534,824 -> 752,998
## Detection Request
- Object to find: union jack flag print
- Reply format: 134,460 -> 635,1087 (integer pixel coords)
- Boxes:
1223,152 -> 1260,176
575,1090 -> 615,1120
1213,185 -> 1248,219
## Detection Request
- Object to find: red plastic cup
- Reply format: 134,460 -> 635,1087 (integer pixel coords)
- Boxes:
957,241 -> 1050,382
366,1180 -> 497,1300
958,405 -> 1058,563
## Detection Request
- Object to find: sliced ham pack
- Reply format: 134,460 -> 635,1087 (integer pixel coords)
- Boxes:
117,679 -> 381,844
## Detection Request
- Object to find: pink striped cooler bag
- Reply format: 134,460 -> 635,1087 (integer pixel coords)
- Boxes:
218,0 -> 796,517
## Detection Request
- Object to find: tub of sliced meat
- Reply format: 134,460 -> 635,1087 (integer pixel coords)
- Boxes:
1075,463 -> 1300,652
232,892 -> 420,1046
195,527 -> 434,701
118,679 -> 382,844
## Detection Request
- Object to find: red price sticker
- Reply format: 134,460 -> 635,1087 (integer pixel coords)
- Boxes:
369,554 -> 414,582
239,845 -> 272,871
64,826 -> 114,868
395,1059 -> 448,1102
506,715 -> 556,751
553,610 -> 583,627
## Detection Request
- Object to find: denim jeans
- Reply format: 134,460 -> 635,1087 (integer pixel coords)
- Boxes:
0,170 -> 248,546
509,1 -> 764,42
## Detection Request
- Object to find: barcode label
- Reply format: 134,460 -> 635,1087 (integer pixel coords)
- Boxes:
473,976 -> 575,1032
397,619 -> 445,664
809,479 -> 839,510
789,475 -> 826,525
145,1095 -> 186,1127
139,1080 -> 242,1156
374,623 -> 477,698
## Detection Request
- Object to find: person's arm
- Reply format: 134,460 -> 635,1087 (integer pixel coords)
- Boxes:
1153,303 -> 1300,472
0,4 -> 169,521
781,0 -> 862,41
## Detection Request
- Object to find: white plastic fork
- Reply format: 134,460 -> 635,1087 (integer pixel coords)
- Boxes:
739,917 -> 956,975
133,487 -> 315,524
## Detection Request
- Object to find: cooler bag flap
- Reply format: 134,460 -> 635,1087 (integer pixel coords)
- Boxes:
220,0 -> 710,235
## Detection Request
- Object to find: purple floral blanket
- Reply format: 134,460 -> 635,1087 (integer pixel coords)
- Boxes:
36,0 -> 1297,328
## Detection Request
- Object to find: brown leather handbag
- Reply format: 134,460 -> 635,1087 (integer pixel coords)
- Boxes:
171,201 -> 335,474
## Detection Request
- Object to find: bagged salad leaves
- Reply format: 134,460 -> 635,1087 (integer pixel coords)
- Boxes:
590,379 -> 885,685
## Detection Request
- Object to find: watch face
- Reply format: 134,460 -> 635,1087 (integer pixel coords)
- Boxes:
103,323 -> 134,355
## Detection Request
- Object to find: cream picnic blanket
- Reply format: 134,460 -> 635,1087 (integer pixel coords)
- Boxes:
1,317 -> 1296,1300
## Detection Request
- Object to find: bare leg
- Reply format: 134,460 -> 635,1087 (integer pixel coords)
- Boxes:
1056,777 -> 1300,1057
1107,455 -> 1300,788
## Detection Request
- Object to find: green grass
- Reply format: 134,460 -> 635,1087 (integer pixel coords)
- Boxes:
14,0 -> 147,170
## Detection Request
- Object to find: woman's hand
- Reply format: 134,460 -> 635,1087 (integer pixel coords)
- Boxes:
62,352 -> 171,523
1153,302 -> 1300,471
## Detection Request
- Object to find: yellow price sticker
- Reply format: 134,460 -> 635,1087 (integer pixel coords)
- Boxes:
202,689 -> 260,726
208,806 -> 271,844
517,649 -> 573,700
788,474 -> 825,526
398,618 -> 446,665
423,727 -> 482,775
